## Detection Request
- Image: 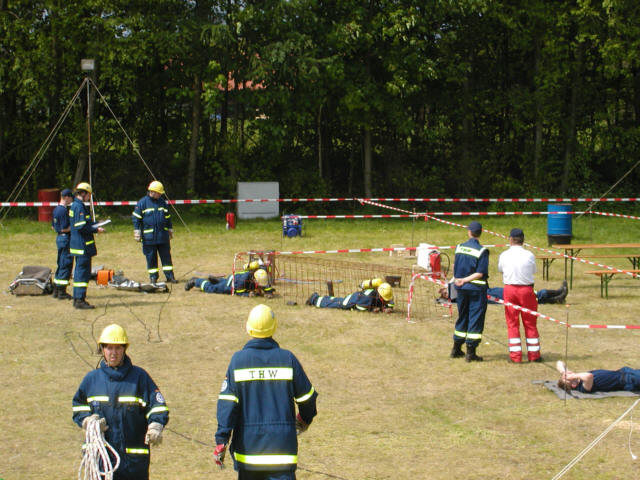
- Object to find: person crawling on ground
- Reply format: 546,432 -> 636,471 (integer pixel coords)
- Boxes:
557,363 -> 640,393
306,278 -> 394,313
184,265 -> 274,297
436,281 -> 568,305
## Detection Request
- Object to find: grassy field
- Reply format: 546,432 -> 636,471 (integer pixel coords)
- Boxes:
2,212 -> 640,479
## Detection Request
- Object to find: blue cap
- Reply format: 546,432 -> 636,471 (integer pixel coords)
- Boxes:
509,228 -> 524,238
468,221 -> 482,234
61,188 -> 73,198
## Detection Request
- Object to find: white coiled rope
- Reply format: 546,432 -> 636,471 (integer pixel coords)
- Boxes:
78,417 -> 120,480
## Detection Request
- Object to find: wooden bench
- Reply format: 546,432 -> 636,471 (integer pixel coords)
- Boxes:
552,243 -> 640,289
583,269 -> 640,298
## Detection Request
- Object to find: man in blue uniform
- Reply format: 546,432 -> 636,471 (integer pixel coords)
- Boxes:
70,182 -> 105,309
451,221 -> 489,362
51,188 -> 74,300
305,281 -> 394,313
184,268 -> 274,297
557,365 -> 640,393
132,181 -> 176,284
72,324 -> 169,480
214,304 -> 318,479
438,281 -> 568,305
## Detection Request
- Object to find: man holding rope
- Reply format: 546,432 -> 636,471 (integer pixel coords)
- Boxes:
72,324 -> 169,480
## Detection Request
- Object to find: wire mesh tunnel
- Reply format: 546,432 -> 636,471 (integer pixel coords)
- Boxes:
237,252 -> 446,320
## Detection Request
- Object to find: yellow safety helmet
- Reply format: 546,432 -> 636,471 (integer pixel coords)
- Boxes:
361,277 -> 384,289
254,269 -> 268,287
75,182 -> 92,194
98,324 -> 129,346
243,261 -> 259,271
246,304 -> 277,338
377,283 -> 393,302
148,180 -> 165,195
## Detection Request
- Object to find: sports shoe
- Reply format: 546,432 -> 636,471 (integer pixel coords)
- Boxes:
184,278 -> 197,291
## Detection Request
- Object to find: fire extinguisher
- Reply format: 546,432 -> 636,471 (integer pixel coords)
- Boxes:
226,212 -> 236,230
429,250 -> 442,277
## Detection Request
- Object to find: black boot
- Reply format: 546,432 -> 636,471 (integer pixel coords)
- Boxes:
57,286 -> 72,300
73,298 -> 95,310
52,285 -> 59,299
450,342 -> 465,358
166,275 -> 178,284
465,345 -> 483,362
554,281 -> 568,304
184,278 -> 197,291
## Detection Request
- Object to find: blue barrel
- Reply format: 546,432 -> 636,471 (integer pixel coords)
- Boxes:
547,203 -> 572,246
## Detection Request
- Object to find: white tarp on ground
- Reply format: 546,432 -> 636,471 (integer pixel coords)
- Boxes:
237,182 -> 279,219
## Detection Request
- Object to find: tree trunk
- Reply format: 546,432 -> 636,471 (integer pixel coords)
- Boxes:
533,34 -> 542,188
317,103 -> 323,178
363,128 -> 372,197
187,74 -> 202,193
561,44 -> 582,195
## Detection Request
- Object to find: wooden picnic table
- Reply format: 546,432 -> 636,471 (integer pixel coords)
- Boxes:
551,243 -> 640,289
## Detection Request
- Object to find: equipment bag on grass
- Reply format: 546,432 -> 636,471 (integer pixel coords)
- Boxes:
9,266 -> 53,295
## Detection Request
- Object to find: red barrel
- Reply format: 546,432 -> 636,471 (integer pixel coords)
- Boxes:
37,188 -> 60,222
226,212 -> 236,229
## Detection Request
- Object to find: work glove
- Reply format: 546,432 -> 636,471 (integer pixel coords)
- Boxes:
134,230 -> 141,242
145,422 -> 164,446
169,229 -> 173,239
213,443 -> 226,469
295,413 -> 309,435
82,414 -> 108,432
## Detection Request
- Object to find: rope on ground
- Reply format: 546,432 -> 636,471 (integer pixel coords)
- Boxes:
550,398 -> 640,479
78,417 -> 120,480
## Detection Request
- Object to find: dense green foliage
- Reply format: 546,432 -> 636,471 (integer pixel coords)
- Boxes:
2,0 -> 640,201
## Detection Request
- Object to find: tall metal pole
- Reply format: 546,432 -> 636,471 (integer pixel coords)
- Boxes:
81,59 -> 96,220
86,76 -> 95,220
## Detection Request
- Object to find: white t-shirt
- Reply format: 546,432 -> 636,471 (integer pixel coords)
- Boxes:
498,245 -> 536,285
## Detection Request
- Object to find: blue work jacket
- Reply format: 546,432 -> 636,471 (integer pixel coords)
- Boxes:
72,355 -> 169,478
132,195 -> 172,245
69,198 -> 97,257
349,288 -> 394,311
52,204 -> 70,248
215,338 -> 318,472
453,238 -> 489,291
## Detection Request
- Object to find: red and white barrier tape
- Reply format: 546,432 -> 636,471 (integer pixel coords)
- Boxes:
359,198 -> 640,279
408,273 -> 640,329
295,211 -> 640,219
234,243 -> 509,257
4,195 -> 640,207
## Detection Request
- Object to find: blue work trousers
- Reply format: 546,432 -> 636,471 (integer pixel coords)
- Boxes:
453,288 -> 488,347
195,277 -> 232,294
72,255 -> 92,299
238,470 -> 295,480
142,242 -> 174,282
621,367 -> 640,391
54,238 -> 73,286
308,293 -> 346,308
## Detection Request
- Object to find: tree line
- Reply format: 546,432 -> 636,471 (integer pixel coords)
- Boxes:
2,0 -> 640,205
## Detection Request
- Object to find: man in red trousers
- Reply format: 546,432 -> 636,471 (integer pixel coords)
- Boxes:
498,228 -> 541,363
